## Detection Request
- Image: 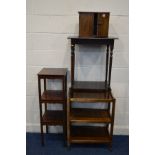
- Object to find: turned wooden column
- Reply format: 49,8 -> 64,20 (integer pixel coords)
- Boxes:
105,44 -> 109,87
108,41 -> 114,88
71,44 -> 75,88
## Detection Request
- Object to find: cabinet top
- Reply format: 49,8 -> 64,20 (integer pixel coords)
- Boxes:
38,68 -> 67,76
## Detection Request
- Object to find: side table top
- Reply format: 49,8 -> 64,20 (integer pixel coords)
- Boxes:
67,36 -> 118,45
68,36 -> 118,40
38,68 -> 67,76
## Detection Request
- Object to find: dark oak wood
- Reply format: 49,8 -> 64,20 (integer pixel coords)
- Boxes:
67,36 -> 117,149
38,76 -> 44,145
70,126 -> 111,143
68,36 -> 117,45
41,90 -> 64,103
42,110 -> 64,125
108,45 -> 114,87
79,12 -> 110,37
67,94 -> 71,147
38,68 -> 67,146
67,88 -> 116,149
79,13 -> 94,37
110,99 -> 116,136
70,91 -> 114,103
38,68 -> 67,76
68,36 -> 117,92
97,13 -> 110,37
79,11 -> 110,14
71,44 -> 75,87
70,108 -> 112,123
105,45 -> 109,85
44,78 -> 48,133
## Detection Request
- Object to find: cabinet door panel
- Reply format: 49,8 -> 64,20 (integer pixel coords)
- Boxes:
97,13 -> 110,37
79,13 -> 94,37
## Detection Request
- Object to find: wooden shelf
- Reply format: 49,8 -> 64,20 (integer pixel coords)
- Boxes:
70,108 -> 111,123
41,90 -> 64,103
70,126 -> 111,143
70,91 -> 114,102
42,110 -> 64,125
72,81 -> 110,92
38,68 -> 67,78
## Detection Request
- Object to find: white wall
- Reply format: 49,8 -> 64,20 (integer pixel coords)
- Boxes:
26,0 -> 129,135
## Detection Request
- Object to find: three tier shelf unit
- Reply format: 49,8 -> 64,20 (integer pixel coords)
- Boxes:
67,36 -> 117,149
38,68 -> 67,146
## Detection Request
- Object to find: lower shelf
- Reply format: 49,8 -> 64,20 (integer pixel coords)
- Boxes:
42,110 -> 64,125
70,108 -> 111,123
70,126 -> 111,143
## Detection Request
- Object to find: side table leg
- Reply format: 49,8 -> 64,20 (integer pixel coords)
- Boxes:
71,44 -> 75,88
108,42 -> 114,88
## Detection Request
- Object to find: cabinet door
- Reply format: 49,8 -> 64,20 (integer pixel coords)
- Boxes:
97,13 -> 110,37
79,13 -> 94,37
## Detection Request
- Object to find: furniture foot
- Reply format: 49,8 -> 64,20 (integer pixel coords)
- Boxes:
108,143 -> 112,151
67,142 -> 70,149
40,125 -> 44,146
46,125 -> 48,134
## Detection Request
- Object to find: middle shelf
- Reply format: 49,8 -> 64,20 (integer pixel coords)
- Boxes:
41,90 -> 64,103
70,108 -> 111,123
70,90 -> 114,102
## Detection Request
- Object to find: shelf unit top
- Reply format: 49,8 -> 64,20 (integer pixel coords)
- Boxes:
38,68 -> 67,76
